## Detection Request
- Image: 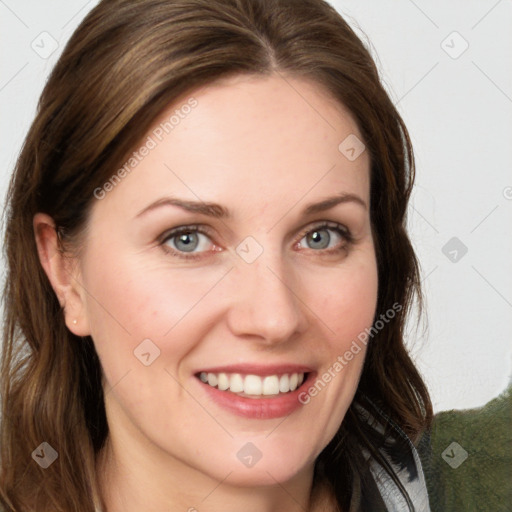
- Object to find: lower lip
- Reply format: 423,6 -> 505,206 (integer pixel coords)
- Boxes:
196,373 -> 315,420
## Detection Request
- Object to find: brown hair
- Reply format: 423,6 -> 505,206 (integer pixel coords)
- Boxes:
0,0 -> 432,510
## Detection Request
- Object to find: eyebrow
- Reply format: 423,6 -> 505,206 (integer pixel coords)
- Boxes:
135,192 -> 367,220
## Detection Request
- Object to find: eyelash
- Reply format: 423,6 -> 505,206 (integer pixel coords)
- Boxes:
159,222 -> 354,260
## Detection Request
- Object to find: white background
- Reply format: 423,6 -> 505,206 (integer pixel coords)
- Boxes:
1,0 -> 511,413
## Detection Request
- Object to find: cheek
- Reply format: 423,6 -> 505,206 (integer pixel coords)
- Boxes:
293,257 -> 377,459
80,248 -> 230,374
311,256 -> 378,351
84,243 -> 199,329
298,252 -> 377,405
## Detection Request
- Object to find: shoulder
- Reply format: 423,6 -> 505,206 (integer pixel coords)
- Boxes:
419,387 -> 511,511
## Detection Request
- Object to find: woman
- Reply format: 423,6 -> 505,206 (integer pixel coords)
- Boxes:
0,0 -> 432,510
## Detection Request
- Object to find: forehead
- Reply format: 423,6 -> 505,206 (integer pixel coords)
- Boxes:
92,73 -> 370,221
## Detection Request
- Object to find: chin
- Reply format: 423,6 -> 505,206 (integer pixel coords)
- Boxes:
198,434 -> 321,487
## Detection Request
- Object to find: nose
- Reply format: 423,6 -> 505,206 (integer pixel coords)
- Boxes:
225,251 -> 309,347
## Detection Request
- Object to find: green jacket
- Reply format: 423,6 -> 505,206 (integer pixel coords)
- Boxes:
417,385 -> 512,511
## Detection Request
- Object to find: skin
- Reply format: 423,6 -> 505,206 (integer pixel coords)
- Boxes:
34,73 -> 378,512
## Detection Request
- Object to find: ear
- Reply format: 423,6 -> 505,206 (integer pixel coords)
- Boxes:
33,213 -> 90,336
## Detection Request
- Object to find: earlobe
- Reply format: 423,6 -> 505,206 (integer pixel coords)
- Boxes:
33,213 -> 90,336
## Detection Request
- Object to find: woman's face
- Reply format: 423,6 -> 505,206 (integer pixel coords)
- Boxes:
75,74 -> 378,487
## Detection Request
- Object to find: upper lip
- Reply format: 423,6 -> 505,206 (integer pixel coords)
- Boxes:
195,364 -> 314,376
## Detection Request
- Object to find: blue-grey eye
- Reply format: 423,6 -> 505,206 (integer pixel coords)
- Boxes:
174,232 -> 198,252
164,229 -> 211,254
298,224 -> 348,251
306,229 -> 331,249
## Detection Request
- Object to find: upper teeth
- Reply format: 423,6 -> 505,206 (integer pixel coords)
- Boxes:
199,372 -> 305,396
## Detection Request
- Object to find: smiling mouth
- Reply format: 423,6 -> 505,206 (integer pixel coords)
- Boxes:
196,371 -> 306,398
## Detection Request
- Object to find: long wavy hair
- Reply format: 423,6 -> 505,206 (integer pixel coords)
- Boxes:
0,0 -> 432,510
